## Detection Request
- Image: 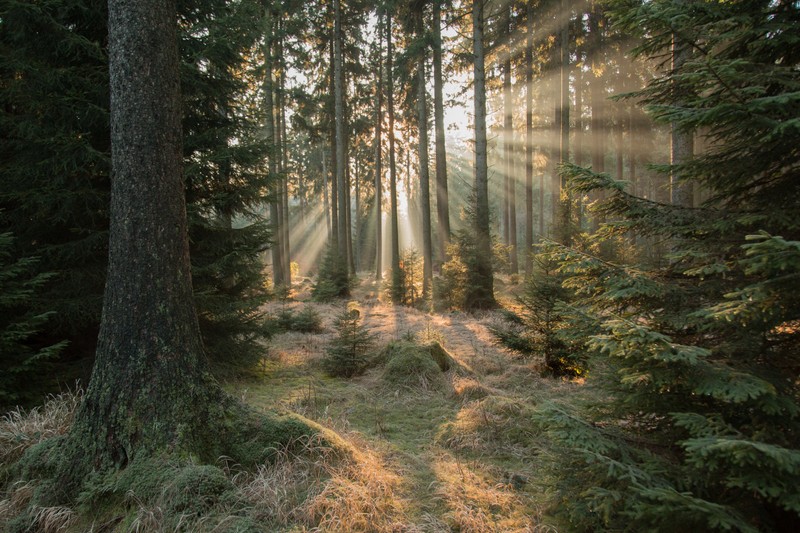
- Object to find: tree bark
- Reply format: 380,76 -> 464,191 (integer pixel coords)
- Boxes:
70,0 -> 219,469
503,9 -> 517,274
432,0 -> 450,270
671,30 -> 693,207
387,14 -> 402,302
334,0 -> 350,281
416,11 -> 433,300
264,8 -> 284,288
466,0 -> 495,309
525,1 -> 534,275
374,11 -> 384,280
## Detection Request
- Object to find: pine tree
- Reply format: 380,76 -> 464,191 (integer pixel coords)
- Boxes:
536,1 -> 800,530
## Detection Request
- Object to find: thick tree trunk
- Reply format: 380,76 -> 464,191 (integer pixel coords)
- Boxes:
417,12 -> 432,300
374,12 -> 383,280
70,0 -> 219,470
525,2 -> 534,275
466,0 -> 494,309
433,0 -> 450,270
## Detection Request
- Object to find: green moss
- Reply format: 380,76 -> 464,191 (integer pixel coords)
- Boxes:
14,435 -> 66,484
164,464 -> 234,514
382,341 -> 445,390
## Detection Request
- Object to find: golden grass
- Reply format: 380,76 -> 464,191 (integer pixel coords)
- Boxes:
0,388 -> 81,466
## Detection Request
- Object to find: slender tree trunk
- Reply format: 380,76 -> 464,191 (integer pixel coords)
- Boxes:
334,0 -> 349,283
264,9 -> 284,288
354,156 -> 360,271
374,12 -> 383,280
503,11 -> 517,274
525,1 -> 534,274
279,29 -> 291,284
329,35 -> 339,252
467,0 -> 495,309
322,145 -> 331,239
387,14 -> 401,302
589,5 -> 605,231
416,12 -> 432,300
432,0 -> 450,270
671,30 -> 693,207
69,0 -> 219,470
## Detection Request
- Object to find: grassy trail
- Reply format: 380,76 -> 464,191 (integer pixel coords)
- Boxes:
233,276 -> 571,532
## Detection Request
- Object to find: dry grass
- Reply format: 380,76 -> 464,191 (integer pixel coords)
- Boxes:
0,388 -> 82,466
0,481 -> 35,524
30,505 -> 78,533
234,432 -> 409,532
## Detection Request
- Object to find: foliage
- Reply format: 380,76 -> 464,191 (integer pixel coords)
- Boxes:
0,0 -> 272,381
266,306 -> 324,335
322,305 -> 376,378
313,246 -> 352,301
0,233 -> 67,407
384,248 -> 425,307
381,340 -> 446,391
534,1 -> 800,530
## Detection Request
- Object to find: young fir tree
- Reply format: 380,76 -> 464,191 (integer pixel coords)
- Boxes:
535,1 -> 800,531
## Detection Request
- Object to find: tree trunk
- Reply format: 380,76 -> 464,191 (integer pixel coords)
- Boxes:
374,11 -> 384,280
433,0 -> 450,270
525,1 -> 534,275
264,9 -> 284,288
416,12 -> 432,300
329,35 -> 339,251
589,4 -> 605,231
322,145 -> 331,239
334,0 -> 350,281
671,30 -> 693,207
503,12 -> 517,274
69,0 -> 219,470
387,14 -> 401,302
278,26 -> 291,284
466,0 -> 495,309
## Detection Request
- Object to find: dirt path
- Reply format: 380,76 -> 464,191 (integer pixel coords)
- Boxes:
237,276 -> 567,532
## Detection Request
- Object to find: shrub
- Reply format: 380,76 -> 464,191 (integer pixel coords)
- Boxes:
322,306 -> 375,378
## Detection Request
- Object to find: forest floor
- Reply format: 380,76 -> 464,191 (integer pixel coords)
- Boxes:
228,275 -> 577,532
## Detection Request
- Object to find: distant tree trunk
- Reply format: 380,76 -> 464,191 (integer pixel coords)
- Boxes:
374,12 -> 384,280
671,30 -> 693,207
278,23 -> 291,284
334,0 -> 349,282
322,145 -> 331,239
466,0 -> 495,309
416,11 -> 432,299
264,9 -> 284,288
329,32 -> 339,253
589,5 -> 605,230
503,9 -> 517,274
68,0 -> 219,470
525,1 -> 534,274
354,156 -> 360,271
433,0 -> 450,270
387,14 -> 402,302
556,0 -> 570,242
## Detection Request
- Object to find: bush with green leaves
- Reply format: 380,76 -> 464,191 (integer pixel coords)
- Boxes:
321,306 -> 376,378
533,1 -> 800,530
312,246 -> 351,302
265,306 -> 323,334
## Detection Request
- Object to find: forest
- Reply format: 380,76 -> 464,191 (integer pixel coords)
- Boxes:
1,0 -> 799,531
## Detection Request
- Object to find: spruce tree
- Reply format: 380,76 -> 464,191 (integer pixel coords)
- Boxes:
535,1 -> 800,530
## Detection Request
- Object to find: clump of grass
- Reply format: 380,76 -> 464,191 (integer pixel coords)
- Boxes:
0,388 -> 82,466
451,376 -> 493,403
0,481 -> 34,524
381,341 -> 446,391
436,396 -> 536,453
30,505 -> 77,533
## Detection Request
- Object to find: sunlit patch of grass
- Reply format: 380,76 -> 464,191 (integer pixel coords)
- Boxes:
430,454 -> 542,533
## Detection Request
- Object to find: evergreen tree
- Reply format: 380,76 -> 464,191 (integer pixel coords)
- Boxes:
536,1 -> 800,530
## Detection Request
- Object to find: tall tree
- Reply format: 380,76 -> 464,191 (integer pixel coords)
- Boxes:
432,0 -> 450,269
415,6 -> 433,299
333,0 -> 350,281
374,10 -> 384,280
503,4 -> 517,274
465,0 -> 495,309
68,0 -> 219,470
264,7 -> 285,288
387,11 -> 402,302
525,0 -> 535,274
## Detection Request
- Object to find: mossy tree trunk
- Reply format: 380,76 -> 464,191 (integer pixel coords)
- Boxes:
67,0 -> 221,474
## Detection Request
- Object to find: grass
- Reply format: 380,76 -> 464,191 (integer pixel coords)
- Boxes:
0,274 -> 576,532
